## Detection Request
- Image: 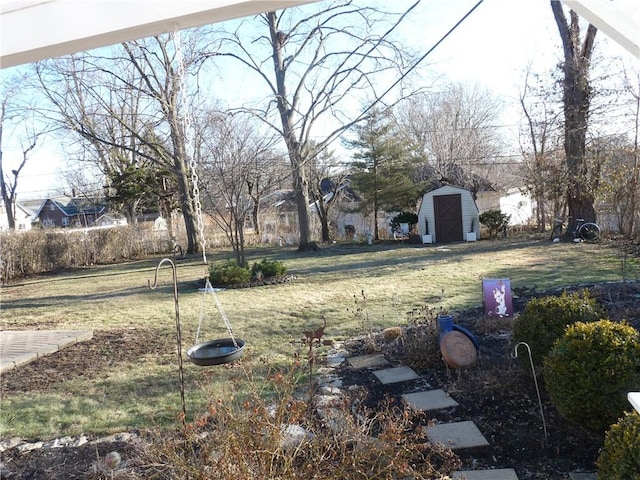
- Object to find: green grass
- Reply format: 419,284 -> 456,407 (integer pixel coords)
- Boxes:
0,238 -> 622,439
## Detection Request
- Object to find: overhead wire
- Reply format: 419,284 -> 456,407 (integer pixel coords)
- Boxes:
362,0 -> 486,117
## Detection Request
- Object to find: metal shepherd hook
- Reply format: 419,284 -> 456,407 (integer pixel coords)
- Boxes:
512,341 -> 548,448
148,258 -> 187,426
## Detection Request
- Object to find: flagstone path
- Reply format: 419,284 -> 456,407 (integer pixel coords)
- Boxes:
323,350 -> 597,480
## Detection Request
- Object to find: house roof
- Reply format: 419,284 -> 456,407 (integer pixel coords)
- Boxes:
0,200 -> 36,219
36,196 -> 106,217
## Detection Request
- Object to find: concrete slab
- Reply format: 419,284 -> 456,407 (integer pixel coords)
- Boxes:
402,389 -> 459,411
373,366 -> 420,384
453,469 -> 519,479
347,353 -> 389,370
426,421 -> 490,449
568,473 -> 596,480
0,330 -> 93,373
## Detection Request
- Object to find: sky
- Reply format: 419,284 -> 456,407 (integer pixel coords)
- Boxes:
2,0 -> 637,200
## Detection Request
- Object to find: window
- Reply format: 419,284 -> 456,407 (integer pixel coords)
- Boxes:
62,217 -> 69,226
49,203 -> 55,211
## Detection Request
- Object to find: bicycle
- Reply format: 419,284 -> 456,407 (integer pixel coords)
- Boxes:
550,216 -> 601,242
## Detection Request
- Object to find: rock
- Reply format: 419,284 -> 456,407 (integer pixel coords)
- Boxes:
280,424 -> 313,450
0,438 -> 20,452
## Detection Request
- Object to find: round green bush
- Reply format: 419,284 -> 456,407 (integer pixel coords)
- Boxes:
597,411 -> 640,479
251,259 -> 287,279
544,320 -> 640,432
209,261 -> 251,286
512,291 -> 603,367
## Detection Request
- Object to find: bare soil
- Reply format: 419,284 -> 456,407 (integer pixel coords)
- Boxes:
1,282 -> 639,479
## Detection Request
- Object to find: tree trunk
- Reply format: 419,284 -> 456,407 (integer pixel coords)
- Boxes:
319,207 -> 331,243
267,12 -> 314,251
551,2 -> 598,230
252,202 -> 261,238
176,172 -> 199,255
172,140 -> 200,254
0,157 -> 16,231
291,159 -> 313,249
0,124 -> 16,230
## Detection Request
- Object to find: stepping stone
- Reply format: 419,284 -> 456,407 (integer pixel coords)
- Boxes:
347,354 -> 389,370
373,366 -> 420,384
569,474 -> 596,480
426,421 -> 489,449
402,389 -> 459,411
452,468 -> 519,480
325,354 -> 345,367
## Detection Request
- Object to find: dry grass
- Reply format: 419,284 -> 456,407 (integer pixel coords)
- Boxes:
0,238 -> 622,439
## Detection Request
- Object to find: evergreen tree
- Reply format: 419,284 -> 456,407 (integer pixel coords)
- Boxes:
346,111 -> 421,240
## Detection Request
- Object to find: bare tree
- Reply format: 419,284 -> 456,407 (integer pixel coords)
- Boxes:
396,83 -> 503,196
198,111 -> 281,266
622,67 -> 640,236
217,1 -> 420,250
517,67 -> 566,230
551,1 -> 598,230
34,31 -> 214,253
305,144 -> 349,242
0,77 -> 43,230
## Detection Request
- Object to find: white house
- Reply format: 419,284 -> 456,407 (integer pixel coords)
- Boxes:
0,201 -> 35,231
417,185 -> 480,243
499,187 -> 535,226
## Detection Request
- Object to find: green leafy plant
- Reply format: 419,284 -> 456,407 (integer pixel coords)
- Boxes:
209,261 -> 251,286
544,320 -> 640,432
512,291 -> 603,366
251,259 -> 287,279
597,411 -> 640,479
479,209 -> 510,239
390,211 -> 418,234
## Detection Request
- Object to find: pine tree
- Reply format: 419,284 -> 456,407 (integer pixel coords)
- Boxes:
346,111 -> 420,240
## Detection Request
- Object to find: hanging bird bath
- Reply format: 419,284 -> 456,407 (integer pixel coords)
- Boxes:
187,338 -> 245,366
149,258 -> 246,423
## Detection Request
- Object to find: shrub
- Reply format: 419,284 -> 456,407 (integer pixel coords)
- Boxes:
479,209 -> 510,239
390,211 -> 418,234
597,411 -> 640,480
251,259 -> 287,279
209,261 -> 251,286
511,291 -> 603,366
137,364 -> 461,479
543,320 -> 640,432
403,305 -> 441,368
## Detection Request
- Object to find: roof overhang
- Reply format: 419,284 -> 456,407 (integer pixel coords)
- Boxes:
0,0 -> 317,69
1,1 -> 637,69
561,0 -> 640,58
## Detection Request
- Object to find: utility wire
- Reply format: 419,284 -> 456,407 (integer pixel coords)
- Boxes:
363,0 -> 486,117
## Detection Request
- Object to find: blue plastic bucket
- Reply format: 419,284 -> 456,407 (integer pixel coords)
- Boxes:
438,315 -> 454,341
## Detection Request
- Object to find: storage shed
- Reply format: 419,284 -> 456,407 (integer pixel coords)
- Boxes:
418,185 -> 480,243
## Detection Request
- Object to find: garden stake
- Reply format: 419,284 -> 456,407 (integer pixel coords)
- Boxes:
512,342 -> 548,447
148,258 -> 187,429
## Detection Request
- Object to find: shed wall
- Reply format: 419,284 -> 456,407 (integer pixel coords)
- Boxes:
418,186 -> 479,242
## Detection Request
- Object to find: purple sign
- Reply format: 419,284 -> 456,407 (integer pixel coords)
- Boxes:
483,278 -> 513,318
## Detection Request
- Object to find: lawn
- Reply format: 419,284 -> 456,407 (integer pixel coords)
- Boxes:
0,237 -> 622,439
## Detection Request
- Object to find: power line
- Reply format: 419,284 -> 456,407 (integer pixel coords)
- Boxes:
363,0 -> 486,117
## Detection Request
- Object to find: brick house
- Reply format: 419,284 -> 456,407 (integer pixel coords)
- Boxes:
36,196 -> 106,228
